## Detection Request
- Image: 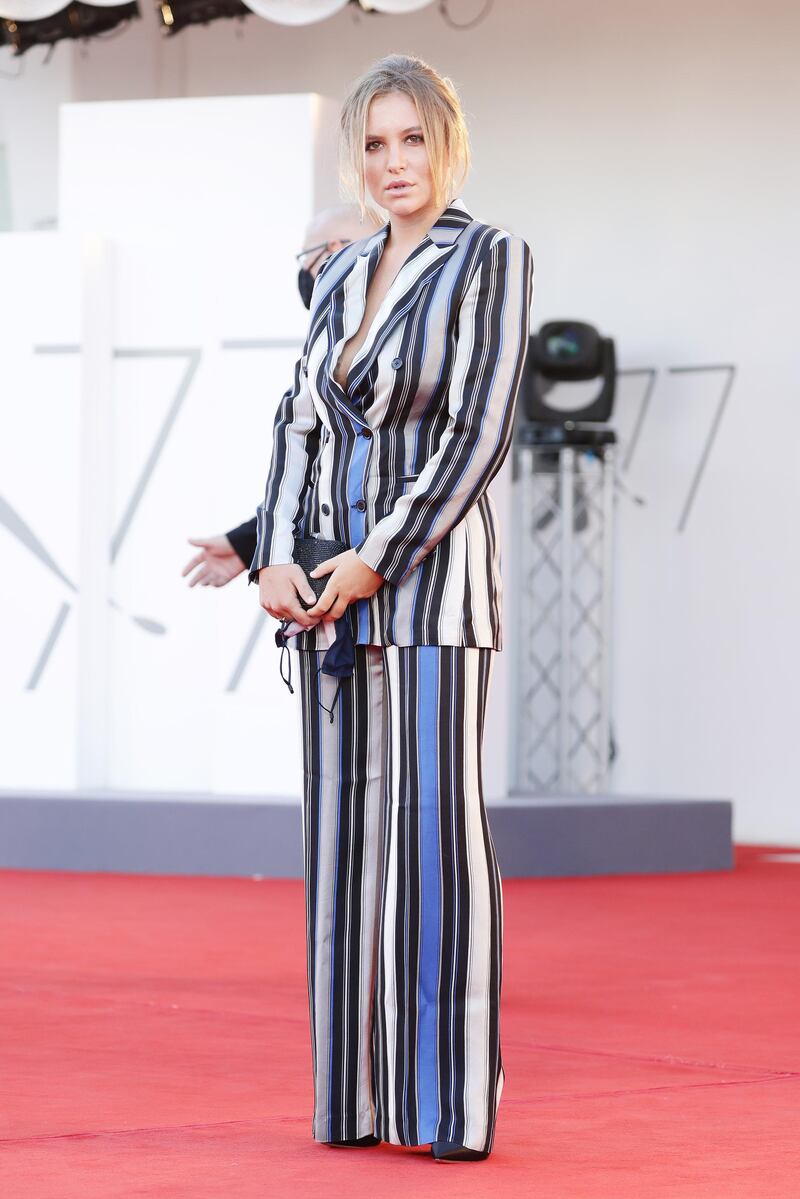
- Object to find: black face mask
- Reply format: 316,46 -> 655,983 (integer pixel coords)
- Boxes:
297,266 -> 315,310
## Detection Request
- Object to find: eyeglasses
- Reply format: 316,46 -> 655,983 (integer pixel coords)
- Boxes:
295,239 -> 353,270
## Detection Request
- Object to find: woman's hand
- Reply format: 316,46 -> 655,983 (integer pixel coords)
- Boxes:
305,549 -> 385,621
257,564 -> 320,627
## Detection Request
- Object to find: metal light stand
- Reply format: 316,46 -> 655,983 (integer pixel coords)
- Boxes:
509,426 -> 616,794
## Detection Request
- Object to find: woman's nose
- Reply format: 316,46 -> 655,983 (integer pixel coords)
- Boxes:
387,141 -> 406,170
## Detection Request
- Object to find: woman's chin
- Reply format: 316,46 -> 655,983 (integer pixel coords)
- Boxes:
383,190 -> 430,217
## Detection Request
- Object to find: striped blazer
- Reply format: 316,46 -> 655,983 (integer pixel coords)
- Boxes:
247,197 -> 534,651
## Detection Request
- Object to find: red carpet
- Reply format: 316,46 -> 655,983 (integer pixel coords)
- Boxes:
1,845 -> 797,1197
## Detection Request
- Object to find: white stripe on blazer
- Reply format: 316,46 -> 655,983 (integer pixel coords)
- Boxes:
248,196 -> 534,651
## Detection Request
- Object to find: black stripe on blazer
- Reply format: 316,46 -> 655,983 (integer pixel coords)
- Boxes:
248,198 -> 534,651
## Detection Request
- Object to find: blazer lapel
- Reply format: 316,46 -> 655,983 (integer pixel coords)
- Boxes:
323,199 -> 473,426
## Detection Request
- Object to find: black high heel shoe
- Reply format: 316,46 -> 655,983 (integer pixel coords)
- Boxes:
327,1134 -> 381,1148
431,1140 -> 489,1162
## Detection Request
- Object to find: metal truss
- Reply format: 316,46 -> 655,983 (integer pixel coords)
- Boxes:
510,442 -> 615,793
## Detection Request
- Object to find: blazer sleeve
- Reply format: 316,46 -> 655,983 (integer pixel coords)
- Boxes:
353,232 -> 534,587
225,516 -> 257,567
246,263 -> 337,586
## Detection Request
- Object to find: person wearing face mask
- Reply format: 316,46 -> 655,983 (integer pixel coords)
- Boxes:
181,204 -> 381,589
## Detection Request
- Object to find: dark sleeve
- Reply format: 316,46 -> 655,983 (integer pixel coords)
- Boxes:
225,517 -> 258,568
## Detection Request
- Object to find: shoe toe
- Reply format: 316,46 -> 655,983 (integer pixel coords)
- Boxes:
431,1140 -> 489,1162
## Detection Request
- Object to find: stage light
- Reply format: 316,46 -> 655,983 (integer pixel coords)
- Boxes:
520,320 -> 617,433
0,1 -> 139,55
156,0 -> 250,33
514,319 -> 618,545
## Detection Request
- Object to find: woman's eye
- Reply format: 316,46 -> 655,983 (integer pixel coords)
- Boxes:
365,135 -> 423,151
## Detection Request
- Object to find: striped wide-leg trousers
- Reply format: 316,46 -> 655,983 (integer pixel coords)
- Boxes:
295,642 -> 505,1154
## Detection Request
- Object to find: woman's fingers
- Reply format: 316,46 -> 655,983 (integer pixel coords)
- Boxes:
305,584 -> 340,620
314,590 -> 349,621
267,591 -> 314,625
289,600 -> 319,626
292,565 -> 317,606
257,564 -> 348,625
259,587 -> 316,626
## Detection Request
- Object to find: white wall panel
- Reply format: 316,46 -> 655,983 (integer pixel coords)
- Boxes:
2,95 -> 341,799
0,234 -> 83,786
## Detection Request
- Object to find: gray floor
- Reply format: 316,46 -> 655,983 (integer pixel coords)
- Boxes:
0,790 -> 733,878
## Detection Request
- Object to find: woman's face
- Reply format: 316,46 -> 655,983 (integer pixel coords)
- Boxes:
363,91 -> 436,221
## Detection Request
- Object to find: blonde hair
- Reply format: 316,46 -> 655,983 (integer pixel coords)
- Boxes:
339,54 -> 471,227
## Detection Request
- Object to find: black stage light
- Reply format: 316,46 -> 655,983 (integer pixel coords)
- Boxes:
523,320 -> 617,427
1,2 -> 139,55
514,316 -> 617,522
157,0 -> 251,34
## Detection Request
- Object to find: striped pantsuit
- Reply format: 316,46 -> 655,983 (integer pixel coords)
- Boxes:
295,641 -> 505,1154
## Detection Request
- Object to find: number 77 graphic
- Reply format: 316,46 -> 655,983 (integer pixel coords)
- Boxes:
2,344 -> 200,689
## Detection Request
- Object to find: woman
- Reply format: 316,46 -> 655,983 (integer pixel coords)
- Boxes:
249,54 -> 534,1162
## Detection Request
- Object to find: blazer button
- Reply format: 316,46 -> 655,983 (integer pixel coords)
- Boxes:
391,357 -> 403,370
321,503 -> 330,515
361,428 -> 373,438
355,499 -> 366,511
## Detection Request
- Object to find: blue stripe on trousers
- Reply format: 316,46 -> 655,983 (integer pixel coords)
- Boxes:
416,647 -> 441,1137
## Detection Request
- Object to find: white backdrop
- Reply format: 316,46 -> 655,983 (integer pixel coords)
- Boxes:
1,68 -> 798,840
0,227 -> 322,797
0,234 -> 82,786
1,94 -> 344,798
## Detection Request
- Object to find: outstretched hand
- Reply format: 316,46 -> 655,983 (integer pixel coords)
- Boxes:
182,535 -> 246,587
305,549 -> 385,621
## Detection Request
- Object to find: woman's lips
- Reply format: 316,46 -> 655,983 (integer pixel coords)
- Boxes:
386,182 -> 414,192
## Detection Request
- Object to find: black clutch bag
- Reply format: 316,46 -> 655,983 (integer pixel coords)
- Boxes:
292,535 -> 349,610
